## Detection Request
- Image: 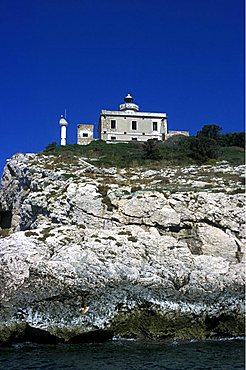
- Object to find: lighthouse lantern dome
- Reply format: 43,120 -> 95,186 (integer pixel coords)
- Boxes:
59,115 -> 68,126
119,93 -> 139,112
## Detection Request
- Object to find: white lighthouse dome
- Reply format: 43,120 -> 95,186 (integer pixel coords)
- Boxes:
59,115 -> 68,126
119,93 -> 139,112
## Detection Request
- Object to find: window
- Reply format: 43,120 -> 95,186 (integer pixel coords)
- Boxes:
142,133 -> 145,135
153,122 -> 158,131
82,133 -> 88,137
111,120 -> 116,129
132,121 -> 137,130
111,136 -> 116,140
124,132 -> 127,134
103,131 -> 107,134
132,137 -> 137,141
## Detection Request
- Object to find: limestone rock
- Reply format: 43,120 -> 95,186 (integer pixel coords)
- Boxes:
0,153 -> 245,343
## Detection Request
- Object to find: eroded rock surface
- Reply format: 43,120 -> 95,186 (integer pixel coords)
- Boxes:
0,153 -> 245,343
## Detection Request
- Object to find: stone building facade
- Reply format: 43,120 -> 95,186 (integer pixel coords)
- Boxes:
77,124 -> 94,145
76,94 -> 189,145
98,94 -> 168,142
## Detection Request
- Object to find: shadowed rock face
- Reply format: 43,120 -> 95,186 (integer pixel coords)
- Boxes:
0,153 -> 245,344
0,210 -> 12,229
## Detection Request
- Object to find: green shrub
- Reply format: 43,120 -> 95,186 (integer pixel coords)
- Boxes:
44,142 -> 57,153
142,140 -> 162,160
40,129 -> 244,168
181,136 -> 220,163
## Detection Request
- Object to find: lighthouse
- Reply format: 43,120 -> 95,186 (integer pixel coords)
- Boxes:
59,115 -> 68,146
119,93 -> 139,112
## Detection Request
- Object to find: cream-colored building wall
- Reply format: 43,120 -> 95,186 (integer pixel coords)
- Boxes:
99,111 -> 168,142
77,124 -> 94,145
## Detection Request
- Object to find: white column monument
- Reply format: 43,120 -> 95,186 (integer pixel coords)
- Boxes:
59,115 -> 68,146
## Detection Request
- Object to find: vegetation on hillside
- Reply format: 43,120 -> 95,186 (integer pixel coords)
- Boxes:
197,124 -> 245,148
42,125 -> 245,168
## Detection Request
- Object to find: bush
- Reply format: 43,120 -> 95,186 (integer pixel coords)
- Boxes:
187,137 -> 220,162
142,140 -> 161,160
44,142 -> 57,153
219,132 -> 245,148
41,129 -> 244,168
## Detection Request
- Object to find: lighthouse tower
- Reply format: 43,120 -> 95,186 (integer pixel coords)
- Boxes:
59,115 -> 68,146
119,93 -> 139,112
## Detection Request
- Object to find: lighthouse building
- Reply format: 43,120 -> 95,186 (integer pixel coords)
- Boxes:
60,94 -> 189,146
98,94 -> 168,143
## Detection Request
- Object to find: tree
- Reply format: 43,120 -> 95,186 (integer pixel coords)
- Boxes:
197,124 -> 222,140
219,132 -> 245,148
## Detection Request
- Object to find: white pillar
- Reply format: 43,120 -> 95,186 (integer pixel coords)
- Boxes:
59,116 -> 68,146
61,125 -> 67,145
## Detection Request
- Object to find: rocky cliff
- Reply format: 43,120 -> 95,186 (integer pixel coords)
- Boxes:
0,153 -> 245,344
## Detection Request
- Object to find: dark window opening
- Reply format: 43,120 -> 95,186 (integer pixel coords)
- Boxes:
153,122 -> 158,131
111,136 -> 116,140
111,120 -> 116,129
103,131 -> 107,134
132,137 -> 137,141
124,132 -> 127,134
82,133 -> 88,137
142,133 -> 145,135
132,121 -> 137,130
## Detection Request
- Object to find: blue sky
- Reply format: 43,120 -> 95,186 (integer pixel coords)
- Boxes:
0,0 -> 244,175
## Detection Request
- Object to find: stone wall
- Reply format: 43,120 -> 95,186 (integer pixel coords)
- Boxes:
77,124 -> 94,145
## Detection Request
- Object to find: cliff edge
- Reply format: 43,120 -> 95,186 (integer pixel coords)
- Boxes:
0,153 -> 245,344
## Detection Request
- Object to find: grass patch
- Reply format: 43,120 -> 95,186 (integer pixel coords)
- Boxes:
218,146 -> 245,165
25,231 -> 39,237
40,140 -> 245,169
0,229 -> 11,238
